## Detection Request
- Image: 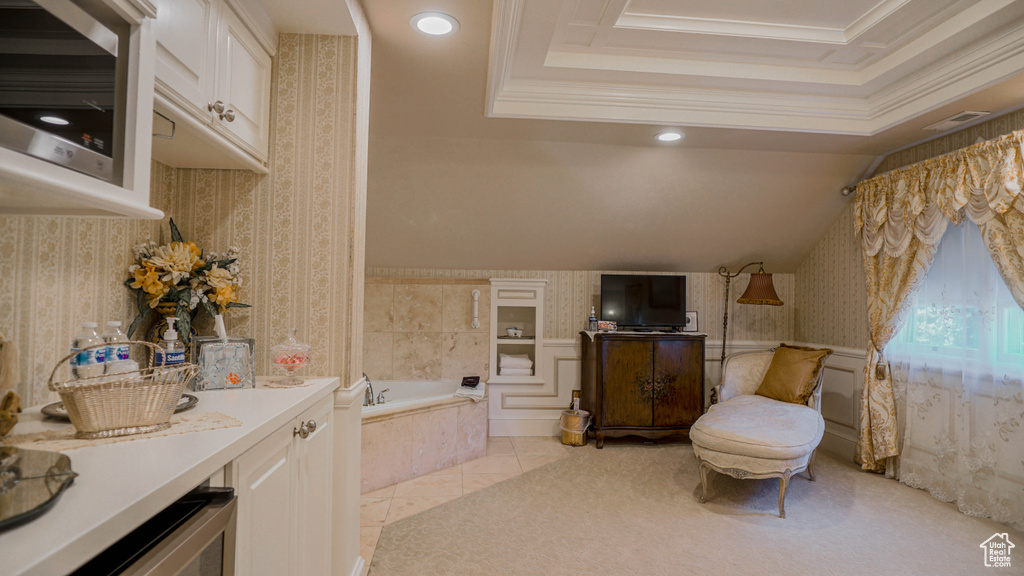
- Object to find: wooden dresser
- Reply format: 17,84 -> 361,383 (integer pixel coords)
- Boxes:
580,332 -> 706,448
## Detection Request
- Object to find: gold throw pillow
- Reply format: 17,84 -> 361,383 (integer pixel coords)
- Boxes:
754,344 -> 834,405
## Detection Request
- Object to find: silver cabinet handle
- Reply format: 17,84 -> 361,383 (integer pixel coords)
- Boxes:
220,109 -> 235,122
306,419 -> 317,433
293,423 -> 309,439
208,100 -> 225,114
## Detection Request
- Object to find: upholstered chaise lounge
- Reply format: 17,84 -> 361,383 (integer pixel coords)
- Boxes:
690,347 -> 830,518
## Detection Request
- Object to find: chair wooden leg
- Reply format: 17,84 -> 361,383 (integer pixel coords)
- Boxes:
698,461 -> 710,503
778,472 -> 791,519
806,451 -> 817,481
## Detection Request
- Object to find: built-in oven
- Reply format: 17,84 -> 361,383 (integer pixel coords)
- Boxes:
0,0 -> 127,182
71,486 -> 237,576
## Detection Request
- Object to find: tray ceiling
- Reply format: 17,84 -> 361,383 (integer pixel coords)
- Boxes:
487,0 -> 1024,134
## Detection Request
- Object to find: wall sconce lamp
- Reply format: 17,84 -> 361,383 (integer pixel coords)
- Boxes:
717,262 -> 783,366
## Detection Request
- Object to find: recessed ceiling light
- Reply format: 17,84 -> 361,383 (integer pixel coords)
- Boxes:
411,12 -> 459,36
656,131 -> 683,143
39,115 -> 70,126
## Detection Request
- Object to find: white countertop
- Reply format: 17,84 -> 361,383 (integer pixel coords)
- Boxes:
1,377 -> 341,576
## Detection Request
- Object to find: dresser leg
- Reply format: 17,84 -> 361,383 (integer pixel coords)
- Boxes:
596,433 -> 604,449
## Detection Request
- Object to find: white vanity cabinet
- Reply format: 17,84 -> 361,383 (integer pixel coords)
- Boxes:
152,0 -> 273,171
230,394 -> 334,575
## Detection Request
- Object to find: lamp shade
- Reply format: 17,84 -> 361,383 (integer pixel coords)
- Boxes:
737,272 -> 783,306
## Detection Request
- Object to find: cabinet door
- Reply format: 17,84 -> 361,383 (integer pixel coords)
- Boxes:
153,0 -> 218,118
216,4 -> 272,159
652,339 -> 703,428
600,339 -> 653,427
232,424 -> 295,576
295,398 -> 334,576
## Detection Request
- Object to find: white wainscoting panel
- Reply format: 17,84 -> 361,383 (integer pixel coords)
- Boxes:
489,336 -> 866,465
488,339 -> 581,436
801,344 -> 865,462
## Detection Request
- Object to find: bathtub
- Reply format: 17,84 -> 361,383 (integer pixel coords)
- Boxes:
361,380 -> 488,493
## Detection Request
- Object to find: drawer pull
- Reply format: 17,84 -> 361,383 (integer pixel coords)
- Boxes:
306,419 -> 317,433
208,100 -> 225,113
221,109 -> 236,122
293,423 -> 309,439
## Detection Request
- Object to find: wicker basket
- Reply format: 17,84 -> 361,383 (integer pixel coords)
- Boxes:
48,341 -> 199,439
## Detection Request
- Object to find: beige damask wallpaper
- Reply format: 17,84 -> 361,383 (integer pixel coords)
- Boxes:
875,109 -> 1024,174
365,267 -> 795,344
0,33 -> 367,406
794,202 -> 869,349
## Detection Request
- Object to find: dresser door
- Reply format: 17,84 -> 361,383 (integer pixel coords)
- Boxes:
600,339 -> 653,427
652,339 -> 703,428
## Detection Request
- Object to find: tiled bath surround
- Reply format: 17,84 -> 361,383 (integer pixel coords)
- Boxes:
361,399 -> 487,493
362,278 -> 490,381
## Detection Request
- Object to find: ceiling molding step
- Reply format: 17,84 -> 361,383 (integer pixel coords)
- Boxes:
491,79 -> 872,134
867,28 -> 1024,123
843,0 -> 915,43
860,0 -> 1020,81
543,49 -> 862,85
614,0 -> 919,45
613,13 -> 848,45
485,0 -> 526,118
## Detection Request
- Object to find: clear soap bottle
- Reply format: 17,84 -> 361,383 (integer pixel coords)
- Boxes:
155,317 -> 186,366
588,306 -> 599,331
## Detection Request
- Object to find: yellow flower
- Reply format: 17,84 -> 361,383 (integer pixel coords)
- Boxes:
146,288 -> 170,308
213,285 -> 236,309
131,265 -> 162,294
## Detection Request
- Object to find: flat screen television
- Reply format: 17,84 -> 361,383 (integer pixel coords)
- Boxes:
600,274 -> 686,330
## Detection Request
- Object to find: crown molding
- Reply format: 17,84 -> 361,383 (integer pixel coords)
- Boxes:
488,0 -> 1024,135
615,0 -> 913,45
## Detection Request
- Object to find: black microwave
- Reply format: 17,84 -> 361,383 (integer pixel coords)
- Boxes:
0,0 -> 126,182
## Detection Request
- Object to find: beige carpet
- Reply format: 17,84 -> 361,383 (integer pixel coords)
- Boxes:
369,439 -> 1022,576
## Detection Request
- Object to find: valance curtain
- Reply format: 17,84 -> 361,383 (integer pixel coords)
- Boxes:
854,129 -> 1024,472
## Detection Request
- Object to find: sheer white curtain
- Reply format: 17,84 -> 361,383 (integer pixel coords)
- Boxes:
888,220 -> 1024,530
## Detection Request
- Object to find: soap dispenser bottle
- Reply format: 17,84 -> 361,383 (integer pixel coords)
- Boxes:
155,317 -> 186,366
588,306 -> 598,331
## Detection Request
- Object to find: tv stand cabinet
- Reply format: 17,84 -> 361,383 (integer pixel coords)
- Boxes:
580,332 -> 705,448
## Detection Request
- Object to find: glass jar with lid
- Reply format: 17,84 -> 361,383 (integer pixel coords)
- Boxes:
270,329 -> 311,386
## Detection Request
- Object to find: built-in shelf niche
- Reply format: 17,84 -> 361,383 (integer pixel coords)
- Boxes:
489,278 -> 547,383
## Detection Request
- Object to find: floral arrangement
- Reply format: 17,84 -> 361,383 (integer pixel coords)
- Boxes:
125,218 -> 249,342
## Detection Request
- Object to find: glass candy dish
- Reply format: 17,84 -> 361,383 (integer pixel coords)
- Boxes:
270,329 -> 311,386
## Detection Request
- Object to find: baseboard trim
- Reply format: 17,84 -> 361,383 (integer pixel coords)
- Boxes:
352,556 -> 366,576
819,430 -> 856,461
490,418 -> 560,437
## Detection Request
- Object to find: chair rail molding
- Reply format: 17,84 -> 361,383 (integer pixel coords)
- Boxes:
489,336 -> 865,464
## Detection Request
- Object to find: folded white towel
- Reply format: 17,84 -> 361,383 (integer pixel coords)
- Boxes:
454,381 -> 486,402
499,367 -> 533,376
499,353 -> 533,369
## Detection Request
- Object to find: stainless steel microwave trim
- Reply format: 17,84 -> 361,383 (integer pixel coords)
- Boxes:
120,497 -> 237,576
0,115 -> 114,181
34,0 -> 118,55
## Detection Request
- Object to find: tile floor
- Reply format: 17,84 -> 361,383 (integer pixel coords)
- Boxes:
359,436 -> 570,565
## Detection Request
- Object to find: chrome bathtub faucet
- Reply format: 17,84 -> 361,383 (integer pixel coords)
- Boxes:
376,388 -> 389,405
363,373 -> 374,406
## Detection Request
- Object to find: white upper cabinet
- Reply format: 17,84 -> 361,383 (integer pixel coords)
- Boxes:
216,5 -> 272,161
153,0 -> 219,119
152,0 -> 274,172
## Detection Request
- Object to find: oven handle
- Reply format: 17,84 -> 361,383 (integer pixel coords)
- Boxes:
120,497 -> 237,576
